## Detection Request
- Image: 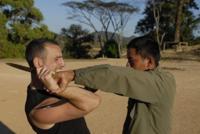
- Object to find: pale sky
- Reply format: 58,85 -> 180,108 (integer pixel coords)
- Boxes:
34,0 -> 146,37
34,0 -> 200,37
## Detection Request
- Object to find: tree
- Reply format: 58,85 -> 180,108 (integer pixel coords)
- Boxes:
174,0 -> 185,44
104,39 -> 119,58
151,0 -> 166,50
136,0 -> 176,47
61,24 -> 93,58
0,13 -> 8,40
63,0 -> 137,57
174,0 -> 200,51
0,0 -> 54,57
135,0 -> 200,49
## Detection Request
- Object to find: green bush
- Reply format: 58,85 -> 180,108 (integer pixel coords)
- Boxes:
104,40 -> 119,58
0,42 -> 25,58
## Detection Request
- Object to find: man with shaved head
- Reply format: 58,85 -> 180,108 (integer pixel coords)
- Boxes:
25,38 -> 100,134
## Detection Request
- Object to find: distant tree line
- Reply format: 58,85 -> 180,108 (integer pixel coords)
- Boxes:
63,0 -> 138,58
0,0 -> 54,58
135,0 -> 200,51
0,0 -> 200,58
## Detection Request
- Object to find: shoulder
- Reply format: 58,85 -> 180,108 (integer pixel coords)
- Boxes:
157,68 -> 175,81
153,68 -> 176,92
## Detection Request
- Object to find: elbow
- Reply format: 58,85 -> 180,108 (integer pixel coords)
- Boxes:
29,111 -> 48,124
82,95 -> 101,113
91,95 -> 101,110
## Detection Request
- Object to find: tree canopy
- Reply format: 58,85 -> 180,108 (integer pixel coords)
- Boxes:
0,0 -> 54,58
135,0 -> 200,44
61,24 -> 93,58
63,0 -> 138,57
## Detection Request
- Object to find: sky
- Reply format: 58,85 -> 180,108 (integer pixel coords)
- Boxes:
34,0 -> 146,37
34,0 -> 200,37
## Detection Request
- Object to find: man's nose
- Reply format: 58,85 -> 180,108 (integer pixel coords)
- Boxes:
59,58 -> 65,68
61,59 -> 65,66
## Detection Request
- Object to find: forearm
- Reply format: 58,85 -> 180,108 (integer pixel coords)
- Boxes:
30,97 -> 95,126
74,64 -> 159,103
56,86 -> 100,112
74,64 -> 141,94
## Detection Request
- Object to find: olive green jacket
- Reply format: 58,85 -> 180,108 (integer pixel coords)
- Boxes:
75,64 -> 176,134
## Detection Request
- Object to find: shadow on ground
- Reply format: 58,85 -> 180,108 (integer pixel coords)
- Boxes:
0,121 -> 15,134
6,63 -> 30,72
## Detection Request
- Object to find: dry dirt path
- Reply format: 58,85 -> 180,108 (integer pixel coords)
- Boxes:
0,59 -> 199,134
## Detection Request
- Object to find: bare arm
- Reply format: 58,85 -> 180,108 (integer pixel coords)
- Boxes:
30,86 -> 100,129
57,86 -> 100,112
30,68 -> 100,129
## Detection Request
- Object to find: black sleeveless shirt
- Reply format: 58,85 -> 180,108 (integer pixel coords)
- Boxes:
25,86 -> 90,134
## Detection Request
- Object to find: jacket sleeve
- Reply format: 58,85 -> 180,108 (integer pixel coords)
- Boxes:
74,64 -> 171,103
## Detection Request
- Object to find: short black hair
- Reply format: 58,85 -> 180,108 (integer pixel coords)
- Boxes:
127,35 -> 160,66
25,38 -> 59,70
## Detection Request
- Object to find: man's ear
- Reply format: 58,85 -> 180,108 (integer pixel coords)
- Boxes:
146,57 -> 155,70
33,57 -> 43,69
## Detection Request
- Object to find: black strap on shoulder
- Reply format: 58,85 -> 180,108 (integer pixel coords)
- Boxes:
36,99 -> 68,109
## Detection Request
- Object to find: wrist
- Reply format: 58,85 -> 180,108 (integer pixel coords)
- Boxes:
56,87 -> 72,99
66,70 -> 75,82
56,88 -> 67,96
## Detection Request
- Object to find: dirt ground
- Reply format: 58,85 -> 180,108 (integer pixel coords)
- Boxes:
0,58 -> 200,134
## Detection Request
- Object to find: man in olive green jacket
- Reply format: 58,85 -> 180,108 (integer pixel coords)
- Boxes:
40,36 -> 176,134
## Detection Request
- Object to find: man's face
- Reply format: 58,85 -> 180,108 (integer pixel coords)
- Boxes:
42,44 -> 65,72
127,48 -> 149,71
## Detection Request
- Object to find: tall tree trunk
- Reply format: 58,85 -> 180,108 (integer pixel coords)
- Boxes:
174,0 -> 184,51
152,0 -> 163,51
97,34 -> 105,58
118,32 -> 122,58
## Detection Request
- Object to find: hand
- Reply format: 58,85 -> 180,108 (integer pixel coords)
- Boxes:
36,67 -> 61,93
54,70 -> 75,91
